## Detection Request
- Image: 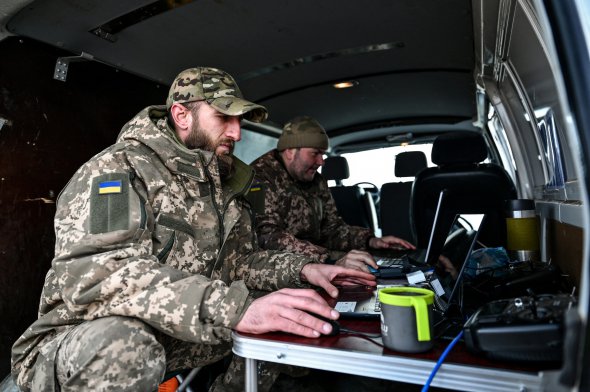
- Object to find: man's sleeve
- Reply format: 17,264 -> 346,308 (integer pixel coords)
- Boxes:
247,174 -> 329,262
216,197 -> 316,291
52,157 -> 250,344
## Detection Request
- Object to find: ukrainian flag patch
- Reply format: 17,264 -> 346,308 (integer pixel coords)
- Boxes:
90,174 -> 129,234
245,183 -> 265,214
98,180 -> 122,194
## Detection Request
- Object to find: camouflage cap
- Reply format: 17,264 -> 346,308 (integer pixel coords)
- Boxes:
277,116 -> 329,151
166,67 -> 268,123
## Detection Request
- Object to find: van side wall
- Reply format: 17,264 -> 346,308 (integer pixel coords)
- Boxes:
476,0 -> 585,290
0,36 -> 166,376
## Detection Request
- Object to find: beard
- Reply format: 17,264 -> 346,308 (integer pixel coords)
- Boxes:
217,154 -> 234,179
185,123 -> 235,179
290,149 -> 318,182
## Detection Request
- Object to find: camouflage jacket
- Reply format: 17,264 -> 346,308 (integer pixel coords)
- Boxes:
248,150 -> 373,263
12,107 -> 312,391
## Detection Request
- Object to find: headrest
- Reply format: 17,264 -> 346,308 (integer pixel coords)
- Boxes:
395,151 -> 428,177
322,156 -> 350,180
431,131 -> 487,166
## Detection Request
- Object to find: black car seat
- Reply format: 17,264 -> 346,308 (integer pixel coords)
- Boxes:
380,151 -> 428,242
322,156 -> 378,231
410,131 -> 517,249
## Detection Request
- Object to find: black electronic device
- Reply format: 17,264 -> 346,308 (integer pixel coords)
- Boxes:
465,261 -> 562,305
463,294 -> 576,363
306,312 -> 340,336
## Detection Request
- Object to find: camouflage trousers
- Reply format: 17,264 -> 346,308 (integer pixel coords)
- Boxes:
51,315 -> 304,392
53,316 -> 231,391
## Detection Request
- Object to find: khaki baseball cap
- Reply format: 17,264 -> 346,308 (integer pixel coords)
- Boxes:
166,67 -> 268,123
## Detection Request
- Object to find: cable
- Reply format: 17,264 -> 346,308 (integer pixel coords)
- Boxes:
336,327 -> 385,348
421,330 -> 464,392
339,327 -> 381,339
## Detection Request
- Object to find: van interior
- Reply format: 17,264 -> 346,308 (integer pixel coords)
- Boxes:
0,0 -> 589,390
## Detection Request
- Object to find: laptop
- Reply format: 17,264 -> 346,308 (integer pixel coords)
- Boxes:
430,218 -> 483,306
367,190 -> 448,279
335,202 -> 484,318
334,284 -> 402,318
369,249 -> 429,278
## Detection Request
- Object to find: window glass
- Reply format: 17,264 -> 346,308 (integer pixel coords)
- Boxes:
487,105 -> 517,185
327,145 -> 434,188
534,107 -> 567,189
507,4 -> 575,194
234,128 -> 277,164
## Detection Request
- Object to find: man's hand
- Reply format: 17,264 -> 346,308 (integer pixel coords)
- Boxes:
335,249 -> 378,271
300,263 -> 376,298
234,288 -> 339,337
369,235 -> 415,250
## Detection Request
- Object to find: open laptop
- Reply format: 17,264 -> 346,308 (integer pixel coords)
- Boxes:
335,205 -> 484,318
367,190 -> 448,279
429,216 -> 483,307
368,249 -> 429,278
335,282 -> 417,318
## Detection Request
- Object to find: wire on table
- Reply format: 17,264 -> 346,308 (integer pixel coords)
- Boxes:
421,330 -> 464,392
339,327 -> 384,347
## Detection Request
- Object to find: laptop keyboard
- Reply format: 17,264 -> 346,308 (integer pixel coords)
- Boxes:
376,257 -> 406,267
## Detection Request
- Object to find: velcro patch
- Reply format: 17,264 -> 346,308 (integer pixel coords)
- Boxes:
90,173 -> 129,234
245,183 -> 265,215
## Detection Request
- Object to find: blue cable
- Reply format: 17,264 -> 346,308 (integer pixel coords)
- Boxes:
421,330 -> 464,392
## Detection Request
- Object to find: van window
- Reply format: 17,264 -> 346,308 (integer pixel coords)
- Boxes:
234,128 -> 277,164
330,145 -> 434,188
488,105 -> 518,186
534,107 -> 567,189
495,3 -> 577,200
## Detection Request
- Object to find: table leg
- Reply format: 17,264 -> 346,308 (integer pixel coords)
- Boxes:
245,357 -> 258,392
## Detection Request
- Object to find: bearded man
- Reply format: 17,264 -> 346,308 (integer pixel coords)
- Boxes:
11,68 -> 375,392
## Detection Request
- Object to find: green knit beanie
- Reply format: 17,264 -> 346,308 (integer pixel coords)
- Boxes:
277,116 -> 329,151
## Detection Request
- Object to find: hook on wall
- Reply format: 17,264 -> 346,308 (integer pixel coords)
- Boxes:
53,52 -> 94,82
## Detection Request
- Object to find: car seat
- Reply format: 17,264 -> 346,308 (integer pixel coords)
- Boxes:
380,151 -> 428,242
410,131 -> 517,249
322,156 -> 378,232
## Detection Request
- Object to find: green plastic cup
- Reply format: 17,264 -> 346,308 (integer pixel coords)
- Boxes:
379,287 -> 435,353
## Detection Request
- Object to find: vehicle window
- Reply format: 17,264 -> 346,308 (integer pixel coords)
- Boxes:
534,107 -> 567,189
234,128 -> 277,164
329,145 -> 434,188
501,3 -> 577,200
488,105 -> 518,186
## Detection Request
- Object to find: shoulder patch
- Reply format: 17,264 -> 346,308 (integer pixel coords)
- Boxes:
245,183 -> 265,215
90,173 -> 130,234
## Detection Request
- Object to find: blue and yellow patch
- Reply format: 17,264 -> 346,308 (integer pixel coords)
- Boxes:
245,183 -> 265,214
98,180 -> 122,194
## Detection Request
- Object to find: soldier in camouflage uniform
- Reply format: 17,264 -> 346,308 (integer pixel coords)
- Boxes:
249,116 -> 415,271
11,68 -> 375,392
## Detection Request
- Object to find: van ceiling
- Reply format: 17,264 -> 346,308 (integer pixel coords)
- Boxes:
4,0 -> 477,139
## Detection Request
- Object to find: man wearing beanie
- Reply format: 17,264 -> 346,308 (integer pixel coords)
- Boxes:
10,70 -> 375,392
249,115 -> 415,272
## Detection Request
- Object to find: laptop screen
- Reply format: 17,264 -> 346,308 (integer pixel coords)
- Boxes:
428,213 -> 484,314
